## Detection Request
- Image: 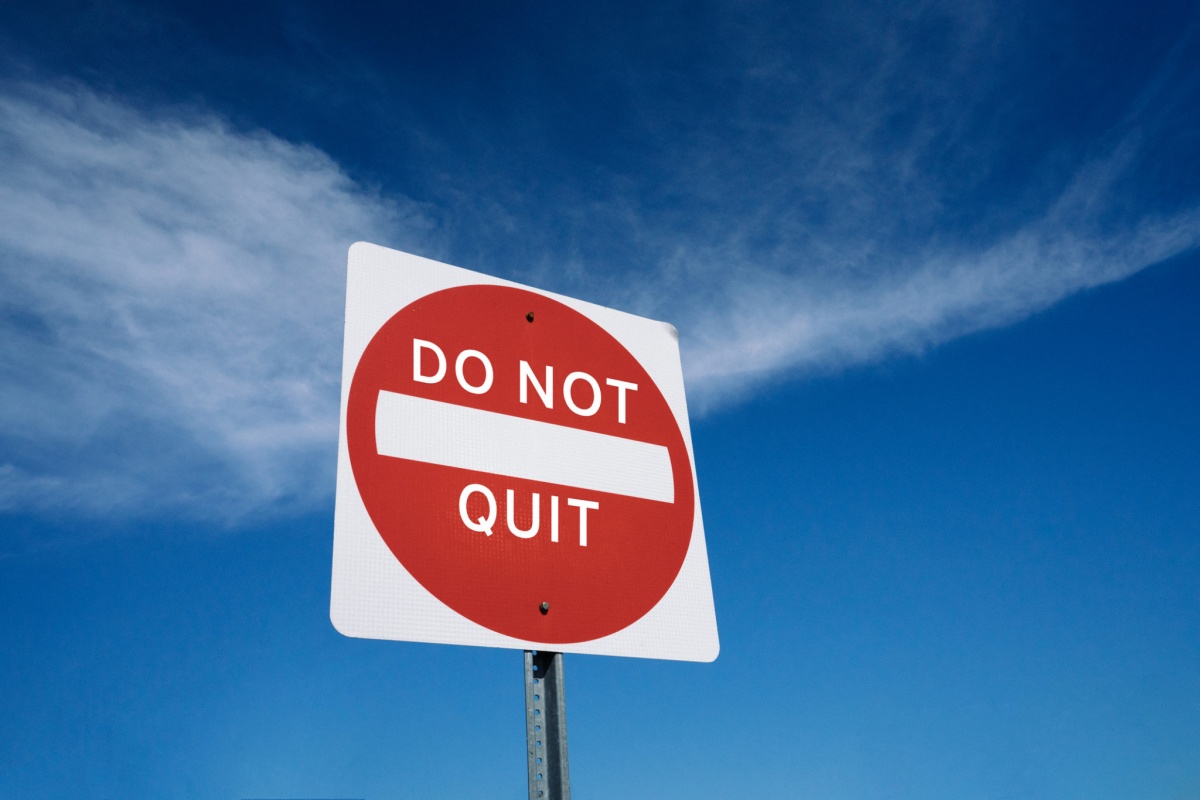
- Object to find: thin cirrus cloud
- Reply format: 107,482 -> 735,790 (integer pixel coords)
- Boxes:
0,83 -> 426,521
0,77 -> 1197,523
674,180 -> 1200,411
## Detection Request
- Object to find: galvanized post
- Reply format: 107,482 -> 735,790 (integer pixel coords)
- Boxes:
525,650 -> 570,799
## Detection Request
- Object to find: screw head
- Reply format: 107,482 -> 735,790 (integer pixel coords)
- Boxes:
539,601 -> 550,614
526,311 -> 535,323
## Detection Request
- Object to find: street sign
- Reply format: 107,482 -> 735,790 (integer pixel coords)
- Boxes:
331,242 -> 718,661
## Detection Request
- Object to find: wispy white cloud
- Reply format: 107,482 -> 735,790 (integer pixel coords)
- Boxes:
1,48 -> 1197,522
674,203 -> 1200,410
0,82 -> 431,520
658,122 -> 1200,409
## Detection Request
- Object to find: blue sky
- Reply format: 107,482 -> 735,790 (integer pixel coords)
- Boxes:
1,1 -> 1198,798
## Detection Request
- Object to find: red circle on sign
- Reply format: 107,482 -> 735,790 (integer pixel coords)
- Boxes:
346,285 -> 695,643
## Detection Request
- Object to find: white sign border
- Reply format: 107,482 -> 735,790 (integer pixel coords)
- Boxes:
330,242 -> 719,662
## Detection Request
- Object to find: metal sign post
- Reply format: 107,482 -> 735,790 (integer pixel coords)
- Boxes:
525,650 -> 570,799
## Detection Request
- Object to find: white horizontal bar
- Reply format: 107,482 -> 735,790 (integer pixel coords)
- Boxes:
375,391 -> 675,503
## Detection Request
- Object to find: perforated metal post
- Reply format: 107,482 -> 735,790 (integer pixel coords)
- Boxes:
525,650 -> 570,799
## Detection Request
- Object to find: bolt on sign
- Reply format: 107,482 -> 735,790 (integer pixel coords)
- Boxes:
330,242 -> 718,661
